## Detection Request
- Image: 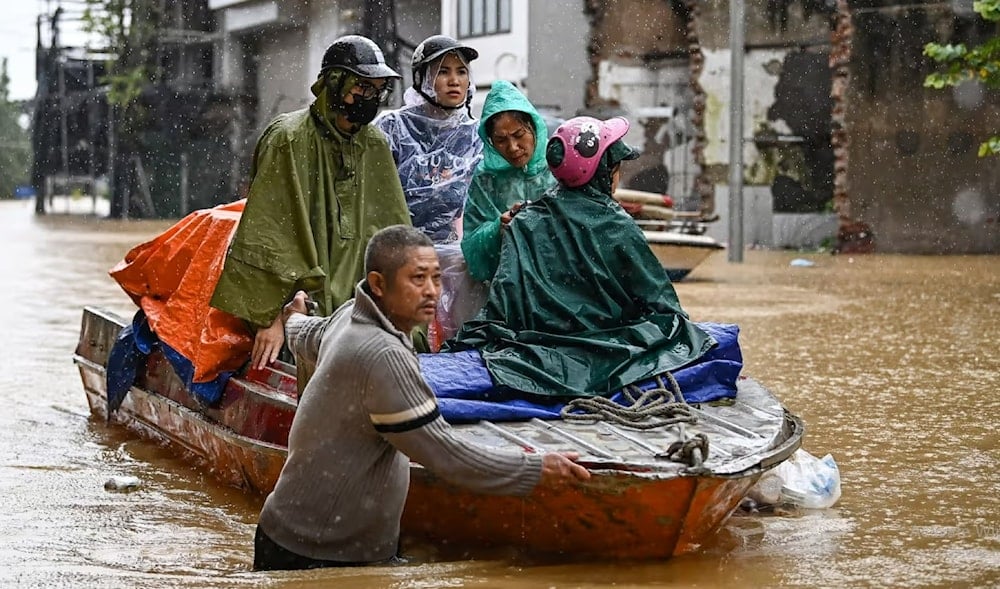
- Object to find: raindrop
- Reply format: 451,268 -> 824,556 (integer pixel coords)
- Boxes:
952,80 -> 984,111
951,188 -> 987,225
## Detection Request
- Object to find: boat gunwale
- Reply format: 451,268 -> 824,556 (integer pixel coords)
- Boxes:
75,351 -> 803,484
75,354 -> 288,457
75,305 -> 803,479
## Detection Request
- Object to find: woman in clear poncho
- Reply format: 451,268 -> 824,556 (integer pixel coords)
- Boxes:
374,36 -> 483,348
461,81 -> 559,283
374,35 -> 482,244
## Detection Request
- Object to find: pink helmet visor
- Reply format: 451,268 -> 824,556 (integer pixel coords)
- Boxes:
548,116 -> 631,188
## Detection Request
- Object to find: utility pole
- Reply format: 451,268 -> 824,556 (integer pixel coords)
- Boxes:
728,0 -> 745,263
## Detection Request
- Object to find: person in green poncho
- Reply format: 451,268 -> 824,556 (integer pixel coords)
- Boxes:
461,81 -> 558,283
210,36 -> 412,372
446,116 -> 716,397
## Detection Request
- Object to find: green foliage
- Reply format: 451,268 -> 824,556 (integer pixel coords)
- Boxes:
980,135 -> 1000,156
107,64 -> 148,106
978,0 -> 1000,20
82,0 -> 159,109
924,0 -> 1000,156
0,59 -> 32,198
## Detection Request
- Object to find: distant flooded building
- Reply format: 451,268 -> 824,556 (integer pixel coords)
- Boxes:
582,0 -> 999,254
32,0 -> 248,218
34,0 -> 999,252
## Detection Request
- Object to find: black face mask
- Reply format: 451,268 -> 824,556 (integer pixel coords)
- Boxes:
323,74 -> 382,128
340,95 -> 381,125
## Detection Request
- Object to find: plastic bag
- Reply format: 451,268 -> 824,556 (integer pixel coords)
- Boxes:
428,243 -> 488,351
748,448 -> 841,509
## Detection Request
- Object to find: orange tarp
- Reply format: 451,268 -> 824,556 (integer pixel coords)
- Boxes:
110,200 -> 252,383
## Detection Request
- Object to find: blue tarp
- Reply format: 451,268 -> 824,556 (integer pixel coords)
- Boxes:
422,322 -> 741,423
106,311 -> 236,411
107,312 -> 741,423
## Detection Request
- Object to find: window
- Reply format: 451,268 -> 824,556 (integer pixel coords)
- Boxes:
457,0 -> 511,38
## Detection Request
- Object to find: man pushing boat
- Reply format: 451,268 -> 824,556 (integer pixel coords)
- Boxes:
253,225 -> 590,571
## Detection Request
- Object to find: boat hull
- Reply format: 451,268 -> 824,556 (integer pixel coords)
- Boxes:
74,306 -> 802,560
644,230 -> 725,281
403,468 -> 759,559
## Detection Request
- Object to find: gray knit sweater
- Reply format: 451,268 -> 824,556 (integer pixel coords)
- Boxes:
257,281 -> 542,563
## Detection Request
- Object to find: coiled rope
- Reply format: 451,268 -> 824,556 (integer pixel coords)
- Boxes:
560,373 -> 693,430
559,373 -> 709,469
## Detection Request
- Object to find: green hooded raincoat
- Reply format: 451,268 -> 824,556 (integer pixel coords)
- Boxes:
211,74 -> 411,328
447,142 -> 715,397
461,81 -> 557,282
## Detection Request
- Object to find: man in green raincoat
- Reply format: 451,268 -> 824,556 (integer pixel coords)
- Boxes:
211,36 -> 412,371
447,116 -> 715,397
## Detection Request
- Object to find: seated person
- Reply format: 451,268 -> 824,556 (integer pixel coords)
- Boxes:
373,35 -> 483,349
462,80 -> 558,283
446,116 -> 716,397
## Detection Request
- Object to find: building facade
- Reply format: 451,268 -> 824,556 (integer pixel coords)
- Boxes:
204,0 -> 1000,252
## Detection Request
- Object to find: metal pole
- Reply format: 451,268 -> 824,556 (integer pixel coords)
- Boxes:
58,56 -> 68,183
88,60 -> 97,214
728,0 -> 745,263
180,152 -> 189,215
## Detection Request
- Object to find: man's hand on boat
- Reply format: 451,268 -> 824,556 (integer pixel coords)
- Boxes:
252,317 -> 285,371
540,452 -> 591,485
251,291 -> 313,371
282,290 -> 313,320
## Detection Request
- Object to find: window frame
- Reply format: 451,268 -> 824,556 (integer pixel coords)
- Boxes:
457,0 -> 512,39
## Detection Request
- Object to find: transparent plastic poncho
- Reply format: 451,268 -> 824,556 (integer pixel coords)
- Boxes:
375,59 -> 483,245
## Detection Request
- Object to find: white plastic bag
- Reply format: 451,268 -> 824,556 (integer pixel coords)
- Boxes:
749,448 -> 841,509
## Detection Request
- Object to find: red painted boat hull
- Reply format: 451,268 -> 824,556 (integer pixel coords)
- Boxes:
74,306 -> 803,560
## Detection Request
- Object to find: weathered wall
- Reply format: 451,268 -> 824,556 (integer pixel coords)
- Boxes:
847,6 -> 1000,253
587,0 -> 689,57
698,0 -> 833,49
527,0 -> 590,118
584,0 -> 697,205
587,0 -> 837,222
697,0 -> 831,195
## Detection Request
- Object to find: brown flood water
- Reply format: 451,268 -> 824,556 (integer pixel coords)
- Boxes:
0,199 -> 997,588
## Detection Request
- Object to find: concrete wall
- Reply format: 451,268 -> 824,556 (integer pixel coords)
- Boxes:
254,28 -> 310,128
698,0 -> 832,49
585,0 -> 697,205
699,47 -> 791,175
212,0 -> 315,129
698,0 -> 1000,253
695,1 -> 838,249
706,186 -> 837,249
526,0 -> 589,119
846,7 -> 1000,253
696,0 -> 831,183
394,0 -> 441,95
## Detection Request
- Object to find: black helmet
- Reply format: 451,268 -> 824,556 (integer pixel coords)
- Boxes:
321,35 -> 401,79
411,35 -> 478,86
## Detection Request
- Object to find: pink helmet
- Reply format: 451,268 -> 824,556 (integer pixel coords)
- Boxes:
547,116 -> 630,188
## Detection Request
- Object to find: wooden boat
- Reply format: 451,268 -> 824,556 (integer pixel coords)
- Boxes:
644,229 -> 725,282
614,189 -> 725,281
74,306 -> 803,561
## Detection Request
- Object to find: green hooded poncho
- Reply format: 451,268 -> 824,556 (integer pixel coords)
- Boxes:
211,71 -> 411,328
446,138 -> 715,397
461,81 -> 557,282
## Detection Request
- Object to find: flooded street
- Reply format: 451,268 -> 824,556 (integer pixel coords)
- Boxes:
0,198 -> 996,587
